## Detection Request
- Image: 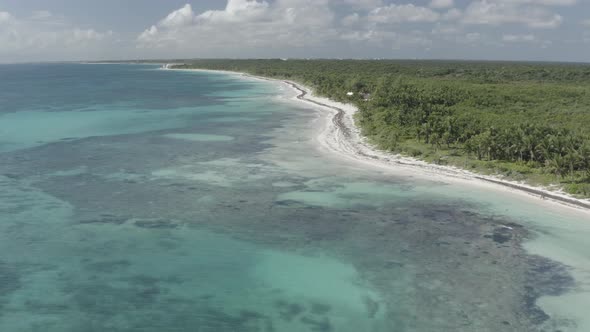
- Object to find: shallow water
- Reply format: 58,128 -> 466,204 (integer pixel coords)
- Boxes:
0,64 -> 588,332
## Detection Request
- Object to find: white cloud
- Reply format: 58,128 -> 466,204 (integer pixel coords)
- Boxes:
431,24 -> 505,47
391,32 -> 433,50
368,4 -> 440,23
442,8 -> 462,21
431,23 -> 461,36
502,34 -> 537,42
138,25 -> 158,42
138,0 -> 581,58
463,0 -> 563,29
30,10 -> 53,20
137,0 -> 339,54
0,0 -> 588,63
137,1 -> 451,57
502,34 -> 552,48
159,4 -> 195,28
341,13 -> 360,26
342,29 -> 432,50
490,0 -> 576,5
0,11 -> 13,24
0,10 -> 114,62
197,0 -> 270,23
339,0 -> 383,10
465,32 -> 482,43
430,0 -> 454,9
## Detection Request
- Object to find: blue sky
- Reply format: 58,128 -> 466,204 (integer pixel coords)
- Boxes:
0,0 -> 589,63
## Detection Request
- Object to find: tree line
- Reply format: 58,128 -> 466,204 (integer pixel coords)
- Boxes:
358,78 -> 590,180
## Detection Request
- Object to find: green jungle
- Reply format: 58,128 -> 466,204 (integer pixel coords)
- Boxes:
173,60 -> 590,197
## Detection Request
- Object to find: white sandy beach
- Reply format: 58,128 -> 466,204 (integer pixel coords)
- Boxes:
167,67 -> 590,216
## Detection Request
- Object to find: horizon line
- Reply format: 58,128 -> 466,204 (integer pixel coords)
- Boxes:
2,57 -> 590,66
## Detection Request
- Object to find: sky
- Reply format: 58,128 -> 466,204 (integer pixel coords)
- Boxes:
0,0 -> 589,63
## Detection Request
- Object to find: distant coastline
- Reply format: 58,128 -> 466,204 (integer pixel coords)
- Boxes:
165,66 -> 590,214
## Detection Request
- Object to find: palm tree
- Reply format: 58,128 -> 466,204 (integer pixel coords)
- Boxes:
576,142 -> 590,179
522,134 -> 537,163
546,154 -> 567,178
535,135 -> 553,164
564,135 -> 581,178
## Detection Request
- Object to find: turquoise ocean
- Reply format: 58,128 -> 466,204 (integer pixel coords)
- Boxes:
0,64 -> 589,332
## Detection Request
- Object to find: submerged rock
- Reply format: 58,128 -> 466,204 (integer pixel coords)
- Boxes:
79,214 -> 129,225
524,256 -> 575,325
0,261 -> 21,296
300,316 -> 333,332
310,302 -> 332,315
491,227 -> 513,244
134,218 -> 178,229
363,296 -> 380,319
276,300 -> 305,322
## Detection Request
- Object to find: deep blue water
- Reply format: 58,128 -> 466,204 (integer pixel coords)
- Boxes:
0,64 -> 588,332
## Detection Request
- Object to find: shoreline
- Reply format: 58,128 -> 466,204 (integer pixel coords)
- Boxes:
168,67 -> 590,214
283,80 -> 590,213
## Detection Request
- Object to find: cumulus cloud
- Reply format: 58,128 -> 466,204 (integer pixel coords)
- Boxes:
491,0 -> 576,5
0,11 -> 13,23
429,0 -> 455,9
198,0 -> 269,23
138,0 -> 341,54
0,0 -> 586,63
339,0 -> 383,10
341,13 -> 360,26
431,23 -> 461,36
462,0 -> 564,28
465,32 -> 482,43
442,8 -> 462,21
136,0 -> 589,58
0,9 -> 114,62
502,34 -> 537,42
341,29 -> 433,50
138,0 -> 447,56
368,4 -> 440,23
159,3 -> 195,28
502,33 -> 553,48
30,10 -> 53,20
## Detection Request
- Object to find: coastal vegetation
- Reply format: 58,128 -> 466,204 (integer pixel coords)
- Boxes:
173,60 -> 590,197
